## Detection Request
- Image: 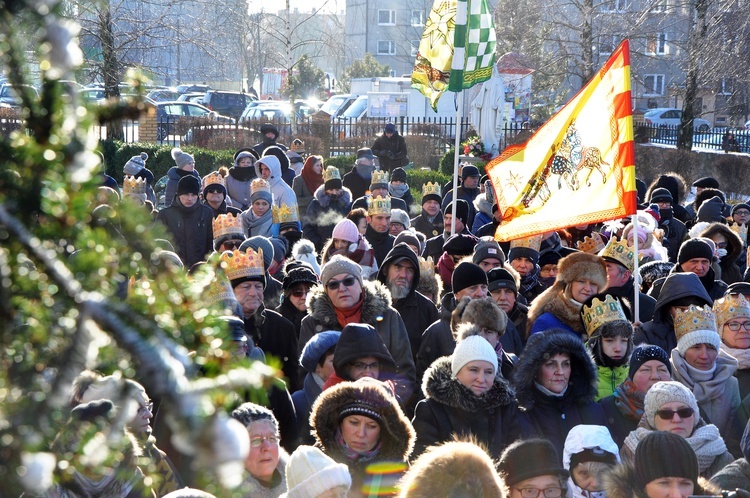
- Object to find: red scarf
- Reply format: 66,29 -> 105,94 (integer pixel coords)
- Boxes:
334,294 -> 364,328
301,156 -> 324,194
437,251 -> 456,290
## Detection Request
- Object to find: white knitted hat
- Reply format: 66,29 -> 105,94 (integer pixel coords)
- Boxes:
451,335 -> 498,377
643,381 -> 700,429
284,446 -> 351,498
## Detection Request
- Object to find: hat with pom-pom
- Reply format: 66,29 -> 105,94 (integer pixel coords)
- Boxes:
124,152 -> 148,175
171,147 -> 195,169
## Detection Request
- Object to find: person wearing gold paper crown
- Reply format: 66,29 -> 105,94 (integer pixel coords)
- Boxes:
201,170 -> 241,218
351,169 -> 408,213
364,194 -> 396,266
715,292 -> 750,403
241,178 -> 274,238
122,175 -> 152,213
598,236 -> 656,323
508,234 -> 547,304
212,213 -> 246,253
303,166 -> 353,252
579,293 -> 634,400
122,151 -> 156,205
669,304 -> 744,456
410,181 -> 444,240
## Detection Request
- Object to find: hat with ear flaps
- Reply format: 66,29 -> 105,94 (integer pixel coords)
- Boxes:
451,296 -> 508,337
555,251 -> 608,291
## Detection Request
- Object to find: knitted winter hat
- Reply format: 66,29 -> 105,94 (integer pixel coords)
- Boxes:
320,254 -> 363,288
634,431 -> 699,490
176,175 -> 201,196
285,446 -> 352,498
391,167 -> 407,183
123,152 -> 148,175
250,178 -> 273,205
444,199 -> 470,225
643,381 -> 700,429
299,331 -> 341,372
628,345 -> 671,379
443,233 -> 477,256
649,187 -> 673,204
390,209 -> 410,229
487,267 -> 518,294
283,265 -> 319,292
538,250 -> 562,268
239,236 -> 274,271
451,262 -> 488,294
292,239 -> 321,276
451,335 -> 498,377
677,238 -> 714,266
332,219 -> 360,243
498,439 -> 569,487
393,230 -> 420,252
171,147 -> 194,169
731,203 -> 750,217
674,304 -> 721,356
384,123 -> 396,133
472,238 -> 505,266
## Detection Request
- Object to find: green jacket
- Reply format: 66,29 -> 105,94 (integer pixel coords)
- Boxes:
596,364 -> 628,401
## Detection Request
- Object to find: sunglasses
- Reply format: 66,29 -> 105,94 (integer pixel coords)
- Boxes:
205,188 -> 223,194
655,407 -> 694,420
326,277 -> 357,291
222,241 -> 243,249
291,289 -> 309,298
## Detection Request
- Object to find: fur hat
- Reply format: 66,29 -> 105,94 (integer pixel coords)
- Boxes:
285,446 -> 351,498
391,209 -> 410,229
461,165 -> 480,180
299,331 -> 341,372
498,439 -> 569,488
452,297 -> 508,336
643,381 -> 700,429
451,335 -> 498,377
124,152 -> 148,175
638,261 -> 674,294
171,147 -> 194,169
259,123 -> 280,140
556,251 -> 608,290
634,431 -> 699,490
320,254 -> 363,288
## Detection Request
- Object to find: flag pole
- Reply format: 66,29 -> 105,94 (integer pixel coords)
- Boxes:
450,91 -> 463,236
632,221 -> 640,323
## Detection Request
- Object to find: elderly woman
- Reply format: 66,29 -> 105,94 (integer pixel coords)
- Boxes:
715,293 -> 750,402
599,345 -> 673,447
621,381 -> 734,479
512,329 -> 607,461
310,379 -> 415,497
231,403 -> 288,497
298,255 -> 415,402
497,439 -> 570,498
670,304 -> 743,454
411,335 -> 519,459
562,425 -> 619,498
320,219 -> 378,279
528,252 -> 608,338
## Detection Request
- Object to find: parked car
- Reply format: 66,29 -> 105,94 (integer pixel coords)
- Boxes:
155,101 -> 234,141
79,87 -> 106,105
176,84 -> 211,94
200,90 -> 256,119
239,99 -> 316,123
147,89 -> 182,102
177,92 -> 206,103
0,83 -> 39,107
643,107 -> 711,132
319,93 -> 358,118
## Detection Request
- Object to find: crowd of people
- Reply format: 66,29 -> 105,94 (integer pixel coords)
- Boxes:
55,125 -> 750,498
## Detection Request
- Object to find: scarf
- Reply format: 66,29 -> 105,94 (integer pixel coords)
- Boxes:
520,266 -> 541,295
301,159 -> 324,194
388,183 -> 409,198
671,348 -> 738,403
242,208 -> 273,236
436,251 -> 455,289
612,379 -> 645,421
55,467 -> 141,498
335,426 -> 382,463
229,166 -> 255,182
334,294 -> 364,328
721,342 -> 750,369
355,162 -> 374,179
624,424 -> 727,473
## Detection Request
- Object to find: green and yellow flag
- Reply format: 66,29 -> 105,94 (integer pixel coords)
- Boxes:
411,0 -> 496,111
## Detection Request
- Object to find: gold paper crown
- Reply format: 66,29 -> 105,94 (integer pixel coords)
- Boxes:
422,181 -> 441,197
123,175 -> 147,196
212,213 -> 244,239
291,140 -> 305,153
272,203 -> 299,224
202,171 -> 225,189
220,248 -> 264,282
714,294 -> 750,328
730,223 -> 748,242
598,236 -> 637,272
371,169 -> 389,186
419,256 -> 435,277
323,166 -> 341,183
509,234 -> 542,252
250,178 -> 271,195
581,295 -> 629,337
205,275 -> 236,307
673,304 -> 718,340
576,232 -> 606,254
367,195 -> 391,216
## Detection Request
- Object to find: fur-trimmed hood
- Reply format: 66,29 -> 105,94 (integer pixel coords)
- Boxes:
699,222 -> 744,263
313,184 -> 353,208
527,284 -> 586,335
306,279 -> 393,329
512,329 -> 599,410
604,462 -> 719,498
646,173 -> 688,206
310,379 -> 415,464
473,192 -> 494,217
423,356 -> 515,412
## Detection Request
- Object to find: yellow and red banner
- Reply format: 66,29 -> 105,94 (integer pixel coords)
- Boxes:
486,40 -> 637,242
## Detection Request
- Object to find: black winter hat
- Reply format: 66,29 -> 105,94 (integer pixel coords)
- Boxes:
508,246 -> 540,266
692,176 -> 719,189
731,203 -> 750,217
451,262 -> 488,294
259,123 -> 279,140
461,165 -> 480,180
538,250 -> 562,268
443,233 -> 477,256
634,431 -> 699,489
283,265 -> 319,291
727,281 -> 750,297
487,267 -> 517,293
677,238 -> 713,265
649,187 -> 673,204
71,399 -> 115,422
628,344 -> 671,379
391,167 -> 407,183
444,199 -> 470,225
497,439 -> 569,487
176,175 -> 201,196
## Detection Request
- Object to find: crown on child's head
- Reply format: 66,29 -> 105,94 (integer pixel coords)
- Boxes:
581,295 -> 629,337
123,175 -> 147,196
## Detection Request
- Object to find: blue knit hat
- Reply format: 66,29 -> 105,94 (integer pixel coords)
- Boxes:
300,331 -> 341,372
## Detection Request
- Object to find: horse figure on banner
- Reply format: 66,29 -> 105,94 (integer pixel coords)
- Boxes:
550,122 -> 609,191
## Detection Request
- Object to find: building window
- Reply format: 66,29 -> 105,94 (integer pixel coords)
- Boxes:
599,0 -> 629,12
411,10 -> 425,26
643,74 -> 665,95
411,40 -> 420,57
378,10 -> 396,25
651,0 -> 668,12
718,78 -> 733,95
598,35 -> 617,55
378,40 -> 396,55
646,33 -> 668,55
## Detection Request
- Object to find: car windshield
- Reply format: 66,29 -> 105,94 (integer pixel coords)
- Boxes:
320,96 -> 347,114
342,96 -> 367,118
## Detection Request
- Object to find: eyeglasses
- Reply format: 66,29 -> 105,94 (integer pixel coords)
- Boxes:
350,361 -> 380,371
513,487 -> 563,498
138,402 -> 154,416
725,321 -> 750,331
734,210 -> 750,216
222,241 -> 243,250
326,277 -> 357,291
291,288 -> 309,298
249,435 -> 279,447
655,407 -> 694,420
206,188 -> 223,194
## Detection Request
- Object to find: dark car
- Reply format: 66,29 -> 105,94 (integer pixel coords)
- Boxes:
201,90 -> 256,119
155,101 -> 233,141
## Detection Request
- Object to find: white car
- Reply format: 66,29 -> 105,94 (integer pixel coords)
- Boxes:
643,107 -> 711,132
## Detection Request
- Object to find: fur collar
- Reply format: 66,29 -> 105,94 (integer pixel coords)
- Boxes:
473,193 -> 494,217
307,279 -> 392,329
423,357 -> 515,411
313,184 -> 352,208
528,284 -> 585,334
512,330 -> 598,410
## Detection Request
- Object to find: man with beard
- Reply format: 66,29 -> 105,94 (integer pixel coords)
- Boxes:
377,243 -> 439,364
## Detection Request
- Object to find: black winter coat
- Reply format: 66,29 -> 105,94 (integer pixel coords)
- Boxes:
303,186 -> 353,252
606,276 -> 656,323
371,131 -> 408,172
155,198 -> 213,269
411,210 -> 444,239
244,306 -> 300,392
342,168 -> 371,201
365,223 -> 395,266
412,357 -> 520,459
291,373 -> 321,447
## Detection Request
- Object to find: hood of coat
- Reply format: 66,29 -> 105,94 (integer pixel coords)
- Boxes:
377,242 -> 420,301
310,379 -> 415,463
422,356 -> 515,411
696,196 -> 726,224
439,292 -> 458,321
653,272 -> 713,323
307,279 -> 393,329
562,424 -> 620,472
699,222 -> 744,263
313,184 -> 353,209
254,155 -> 282,186
473,192 -> 495,217
646,173 -> 687,206
168,166 -> 197,181
512,329 -> 599,410
333,324 -> 397,379
528,283 -> 586,334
